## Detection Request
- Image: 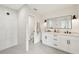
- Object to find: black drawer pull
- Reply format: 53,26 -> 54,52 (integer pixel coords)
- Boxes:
53,39 -> 57,41
54,35 -> 57,36
67,40 -> 70,45
54,44 -> 58,46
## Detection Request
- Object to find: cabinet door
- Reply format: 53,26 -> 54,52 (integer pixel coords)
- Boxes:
58,36 -> 69,52
42,32 -> 54,46
69,36 -> 79,53
42,32 -> 51,44
42,32 -> 59,48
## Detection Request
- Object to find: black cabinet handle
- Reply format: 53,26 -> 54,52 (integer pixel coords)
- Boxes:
69,40 -> 70,44
67,40 -> 68,44
53,39 -> 57,41
67,40 -> 70,45
45,36 -> 47,39
54,44 -> 58,46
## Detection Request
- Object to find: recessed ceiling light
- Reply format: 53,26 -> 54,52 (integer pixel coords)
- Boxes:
6,12 -> 10,15
33,8 -> 38,11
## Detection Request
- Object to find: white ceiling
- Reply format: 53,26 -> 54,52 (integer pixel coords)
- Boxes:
0,4 -> 77,17
0,4 -> 24,10
28,4 -> 76,17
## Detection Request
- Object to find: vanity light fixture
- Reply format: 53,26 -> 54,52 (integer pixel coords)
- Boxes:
72,15 -> 77,19
44,19 -> 47,22
44,19 -> 47,28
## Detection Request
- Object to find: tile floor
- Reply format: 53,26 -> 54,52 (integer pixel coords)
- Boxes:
0,40 -> 69,54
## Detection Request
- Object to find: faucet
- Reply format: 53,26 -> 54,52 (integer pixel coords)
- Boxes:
54,29 -> 56,32
64,30 -> 71,34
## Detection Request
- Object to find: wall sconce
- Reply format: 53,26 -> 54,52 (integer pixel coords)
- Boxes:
44,20 -> 47,22
44,19 -> 47,27
72,15 -> 77,19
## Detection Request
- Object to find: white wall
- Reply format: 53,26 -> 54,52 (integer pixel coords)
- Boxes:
71,5 -> 79,33
44,6 -> 76,18
0,6 -> 18,50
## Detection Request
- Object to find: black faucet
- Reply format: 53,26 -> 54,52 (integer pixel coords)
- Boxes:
54,29 -> 56,32
64,31 -> 71,34
67,31 -> 68,34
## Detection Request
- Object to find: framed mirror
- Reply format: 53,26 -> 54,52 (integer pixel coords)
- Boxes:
47,15 -> 72,29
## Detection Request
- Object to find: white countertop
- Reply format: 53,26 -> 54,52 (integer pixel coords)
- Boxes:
44,31 -> 79,37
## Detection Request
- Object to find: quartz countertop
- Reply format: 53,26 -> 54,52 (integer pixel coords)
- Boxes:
45,31 -> 79,37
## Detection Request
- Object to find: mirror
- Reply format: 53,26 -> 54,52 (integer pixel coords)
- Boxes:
47,15 -> 72,29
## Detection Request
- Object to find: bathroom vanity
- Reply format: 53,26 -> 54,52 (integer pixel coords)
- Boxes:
42,15 -> 79,53
42,32 -> 79,53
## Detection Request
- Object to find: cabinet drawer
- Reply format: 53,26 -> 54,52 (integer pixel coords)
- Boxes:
53,38 -> 59,42
53,43 -> 59,47
45,41 -> 59,48
44,35 -> 59,42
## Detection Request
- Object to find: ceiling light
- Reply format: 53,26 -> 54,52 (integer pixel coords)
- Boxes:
33,8 -> 38,11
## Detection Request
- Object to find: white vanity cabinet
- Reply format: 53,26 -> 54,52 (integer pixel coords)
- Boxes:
42,32 -> 54,47
42,32 -> 79,53
57,35 -> 70,52
42,32 -> 69,52
58,35 -> 79,53
69,36 -> 79,53
42,32 -> 60,49
42,33 -> 58,48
